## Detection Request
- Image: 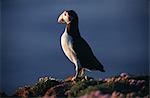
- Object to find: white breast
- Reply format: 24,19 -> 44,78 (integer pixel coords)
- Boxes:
61,29 -> 77,63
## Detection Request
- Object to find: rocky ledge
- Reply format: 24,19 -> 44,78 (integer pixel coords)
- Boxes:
1,73 -> 149,98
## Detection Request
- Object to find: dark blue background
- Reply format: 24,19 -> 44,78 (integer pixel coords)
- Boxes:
1,0 -> 148,95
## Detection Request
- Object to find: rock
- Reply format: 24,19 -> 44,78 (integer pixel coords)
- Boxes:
10,74 -> 149,98
43,82 -> 73,98
38,77 -> 49,82
13,86 -> 31,98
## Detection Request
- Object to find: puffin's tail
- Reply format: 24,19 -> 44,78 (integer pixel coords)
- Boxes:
98,67 -> 105,72
96,62 -> 105,72
92,56 -> 105,72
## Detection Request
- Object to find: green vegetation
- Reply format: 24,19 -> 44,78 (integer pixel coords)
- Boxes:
30,79 -> 60,96
2,73 -> 148,98
68,75 -> 149,97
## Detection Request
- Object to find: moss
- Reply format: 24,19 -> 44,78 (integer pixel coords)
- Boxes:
31,79 -> 60,96
78,83 -> 113,97
12,75 -> 149,98
69,80 -> 99,97
69,76 -> 149,97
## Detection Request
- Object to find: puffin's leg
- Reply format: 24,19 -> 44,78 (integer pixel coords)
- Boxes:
72,66 -> 80,81
81,68 -> 85,77
72,60 -> 81,81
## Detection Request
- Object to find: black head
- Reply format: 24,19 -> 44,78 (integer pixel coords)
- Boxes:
58,10 -> 78,24
67,10 -> 78,21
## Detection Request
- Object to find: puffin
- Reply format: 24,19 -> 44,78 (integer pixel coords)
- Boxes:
58,10 -> 105,81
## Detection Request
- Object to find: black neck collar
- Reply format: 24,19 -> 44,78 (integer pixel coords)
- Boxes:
66,20 -> 80,38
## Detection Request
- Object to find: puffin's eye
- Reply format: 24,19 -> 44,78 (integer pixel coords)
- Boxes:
64,13 -> 67,16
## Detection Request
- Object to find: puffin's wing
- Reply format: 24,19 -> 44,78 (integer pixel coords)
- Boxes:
72,37 -> 105,72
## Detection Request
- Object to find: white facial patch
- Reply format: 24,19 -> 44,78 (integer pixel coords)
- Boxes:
58,11 -> 72,24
